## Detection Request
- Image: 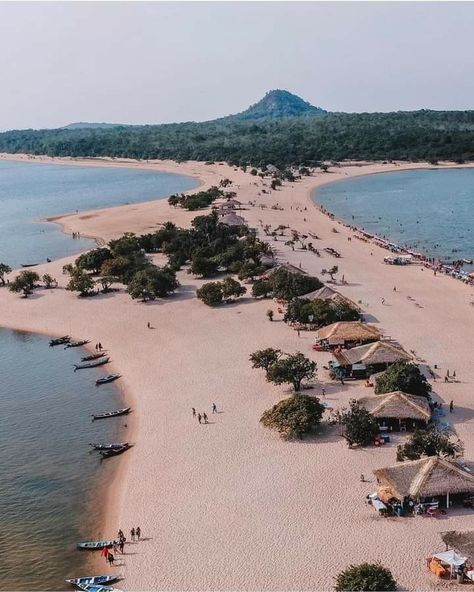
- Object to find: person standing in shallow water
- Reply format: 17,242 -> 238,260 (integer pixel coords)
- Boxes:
450,400 -> 454,413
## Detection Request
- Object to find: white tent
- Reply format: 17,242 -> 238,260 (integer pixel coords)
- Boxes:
432,550 -> 467,567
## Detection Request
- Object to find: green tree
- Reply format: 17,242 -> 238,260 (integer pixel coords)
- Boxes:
269,268 -> 322,301
190,256 -> 219,278
249,348 -> 282,373
396,428 -> 463,461
9,270 -> 40,297
0,263 -> 12,286
266,352 -> 317,392
97,276 -> 115,293
332,400 -> 380,448
322,265 -> 339,281
334,563 -> 397,592
127,267 -> 178,301
375,362 -> 432,399
66,269 -> 96,297
42,274 -> 57,289
260,394 -> 325,440
221,276 -> 246,300
100,253 -> 149,284
108,233 -> 142,257
196,282 -> 224,306
75,247 -> 112,274
252,279 -> 273,298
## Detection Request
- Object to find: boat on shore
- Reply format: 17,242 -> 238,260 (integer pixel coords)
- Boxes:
66,340 -> 90,349
66,575 -> 119,586
92,407 -> 131,421
96,374 -> 120,385
82,352 -> 106,362
90,442 -> 128,451
76,540 -> 116,550
74,357 -> 110,371
20,262 -> 39,268
49,335 -> 70,347
100,444 -> 131,459
77,584 -> 123,592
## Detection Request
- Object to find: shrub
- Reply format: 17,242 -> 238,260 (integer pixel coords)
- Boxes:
334,562 -> 397,591
42,274 -> 57,289
260,394 -> 325,440
269,268 -> 322,301
249,348 -> 282,372
75,247 -> 112,274
66,268 -> 96,297
9,270 -> 40,297
375,362 -> 431,399
0,262 -> 12,285
332,400 -> 379,448
221,276 -> 246,300
266,352 -> 317,392
252,279 -> 273,298
190,256 -> 219,278
127,267 -> 178,301
196,282 -> 223,306
396,428 -> 463,461
284,298 -> 359,326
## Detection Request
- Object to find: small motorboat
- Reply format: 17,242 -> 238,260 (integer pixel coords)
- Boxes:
96,374 -> 121,385
66,575 -> 119,587
90,442 -> 129,451
74,357 -> 110,371
100,444 -> 131,459
82,352 -> 106,362
77,584 -> 123,592
76,540 -> 116,550
21,263 -> 39,268
93,408 -> 131,421
65,340 -> 90,349
50,336 -> 70,347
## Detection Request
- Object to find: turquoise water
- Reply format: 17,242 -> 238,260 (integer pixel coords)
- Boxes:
0,160 -> 198,268
314,168 -> 474,271
0,329 -> 128,590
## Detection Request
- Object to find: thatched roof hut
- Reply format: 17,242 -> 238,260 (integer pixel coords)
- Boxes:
359,391 -> 431,422
302,286 -> 360,310
334,341 -> 412,367
316,321 -> 380,344
219,213 -> 246,227
261,262 -> 307,278
373,457 -> 474,502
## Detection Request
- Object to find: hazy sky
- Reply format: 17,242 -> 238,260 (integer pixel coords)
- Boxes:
1,1 -> 474,130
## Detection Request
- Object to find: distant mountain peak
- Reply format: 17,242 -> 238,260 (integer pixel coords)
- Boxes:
225,89 -> 327,121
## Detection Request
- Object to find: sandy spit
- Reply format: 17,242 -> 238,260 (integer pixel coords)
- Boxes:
1,154 -> 474,590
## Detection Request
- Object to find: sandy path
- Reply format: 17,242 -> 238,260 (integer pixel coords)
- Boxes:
1,156 -> 473,590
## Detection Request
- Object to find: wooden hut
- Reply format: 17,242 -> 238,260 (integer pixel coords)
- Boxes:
219,213 -> 246,227
333,341 -> 411,377
373,457 -> 474,507
359,390 -> 431,431
216,198 -> 243,212
261,262 -> 307,279
315,321 -> 381,349
302,285 -> 360,310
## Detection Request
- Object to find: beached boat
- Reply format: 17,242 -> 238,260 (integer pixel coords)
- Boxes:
90,442 -> 128,451
100,444 -> 130,459
77,584 -> 123,592
76,540 -> 115,550
20,262 -> 39,267
66,575 -> 119,586
96,374 -> 120,385
49,335 -> 70,346
82,352 -> 106,362
74,357 -> 110,371
66,340 -> 90,349
92,408 -> 131,421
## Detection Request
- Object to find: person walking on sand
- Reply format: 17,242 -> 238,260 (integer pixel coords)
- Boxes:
450,400 -> 454,413
198,413 -> 202,424
136,526 -> 141,541
101,545 -> 109,562
321,388 -> 326,398
119,539 -> 125,554
107,552 -> 114,566
203,412 -> 208,424
381,298 -> 385,305
147,322 -> 150,329
130,527 -> 135,542
192,407 -> 196,417
117,529 -> 124,540
212,403 -> 217,414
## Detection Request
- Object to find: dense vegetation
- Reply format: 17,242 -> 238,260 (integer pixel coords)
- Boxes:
334,562 -> 397,591
260,394 -> 325,440
2,110 -> 474,166
375,362 -> 432,399
284,297 -> 360,326
396,428 -> 463,461
331,400 -> 380,448
253,268 -> 322,302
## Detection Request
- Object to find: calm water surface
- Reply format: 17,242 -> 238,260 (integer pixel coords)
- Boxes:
0,159 -> 197,268
314,168 -> 474,270
0,329 -> 129,590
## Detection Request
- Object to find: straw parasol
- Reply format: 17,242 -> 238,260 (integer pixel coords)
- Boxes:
334,341 -> 412,366
373,457 -> 474,501
316,321 -> 380,343
358,391 -> 431,422
261,262 -> 307,278
219,213 -> 246,227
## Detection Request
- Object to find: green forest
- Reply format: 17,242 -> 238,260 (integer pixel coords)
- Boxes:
1,110 -> 474,166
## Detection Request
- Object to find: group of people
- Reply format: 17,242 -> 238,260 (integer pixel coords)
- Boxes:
95,342 -> 104,351
192,403 -> 218,425
71,231 -> 81,239
102,527 -> 142,566
444,369 -> 457,382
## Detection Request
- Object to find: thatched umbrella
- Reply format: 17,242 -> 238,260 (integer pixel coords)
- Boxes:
359,391 -> 431,425
315,321 -> 381,344
334,341 -> 412,367
219,213 -> 246,227
302,286 -> 360,310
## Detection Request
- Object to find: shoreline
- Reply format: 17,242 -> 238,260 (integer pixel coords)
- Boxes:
1,155 -> 474,589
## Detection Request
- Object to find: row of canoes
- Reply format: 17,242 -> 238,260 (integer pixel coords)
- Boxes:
68,544 -> 123,590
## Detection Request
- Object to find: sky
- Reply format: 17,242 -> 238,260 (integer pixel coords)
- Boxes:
1,1 -> 474,130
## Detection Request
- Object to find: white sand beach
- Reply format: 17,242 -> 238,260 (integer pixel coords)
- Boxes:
1,154 -> 474,590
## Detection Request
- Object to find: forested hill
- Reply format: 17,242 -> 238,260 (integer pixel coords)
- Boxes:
1,110 -> 474,167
